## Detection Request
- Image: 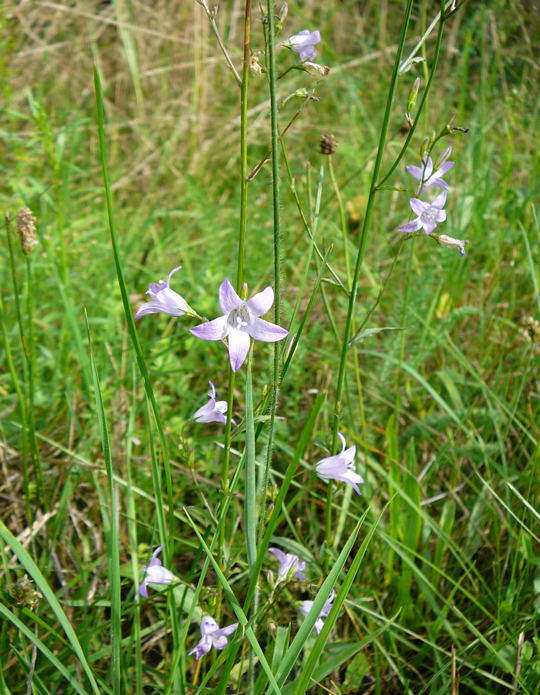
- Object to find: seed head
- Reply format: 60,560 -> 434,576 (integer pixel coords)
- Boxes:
16,207 -> 38,255
319,133 -> 337,155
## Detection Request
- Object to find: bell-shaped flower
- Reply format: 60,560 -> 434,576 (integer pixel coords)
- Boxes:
189,615 -> 238,661
406,152 -> 454,193
189,279 -> 288,372
193,381 -> 232,425
397,192 -> 447,236
437,234 -> 469,257
315,433 -> 364,495
137,546 -> 174,598
299,590 -> 335,634
269,547 -> 306,583
286,30 -> 321,62
135,266 -> 195,321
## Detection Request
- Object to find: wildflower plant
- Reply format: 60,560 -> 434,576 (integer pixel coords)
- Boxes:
85,0 -> 486,692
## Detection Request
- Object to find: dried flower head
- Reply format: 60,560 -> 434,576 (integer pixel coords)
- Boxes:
16,208 -> 38,255
303,61 -> 330,77
319,134 -> 337,155
437,234 -> 469,257
8,575 -> 42,610
250,51 -> 264,77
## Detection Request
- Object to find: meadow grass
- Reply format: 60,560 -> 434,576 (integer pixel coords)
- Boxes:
1,0 -> 539,693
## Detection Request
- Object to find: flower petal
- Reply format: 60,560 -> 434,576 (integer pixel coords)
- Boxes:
432,191 -> 447,208
269,547 -> 287,564
246,318 -> 288,342
423,156 -> 434,179
200,616 -> 220,637
430,178 -> 449,191
135,301 -> 173,320
219,279 -> 242,314
337,432 -> 347,453
410,198 -> 427,216
166,265 -> 182,286
138,579 -> 148,598
422,220 -> 437,235
406,165 -> 423,180
433,161 -> 454,177
219,623 -> 238,638
190,315 -> 228,341
397,219 -> 422,233
245,286 -> 274,316
227,328 -> 251,371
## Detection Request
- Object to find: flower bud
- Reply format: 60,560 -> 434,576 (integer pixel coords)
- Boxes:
437,234 -> 469,256
407,77 -> 421,114
435,146 -> 452,169
303,61 -> 330,77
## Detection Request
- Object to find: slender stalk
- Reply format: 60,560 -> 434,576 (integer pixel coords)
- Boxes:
197,0 -> 242,87
218,0 -> 251,580
325,0 -> 415,556
260,0 -> 282,518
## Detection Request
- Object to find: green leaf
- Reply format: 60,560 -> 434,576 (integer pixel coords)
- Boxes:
349,326 -> 406,346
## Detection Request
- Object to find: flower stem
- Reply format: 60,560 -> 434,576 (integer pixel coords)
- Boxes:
325,0 -> 415,560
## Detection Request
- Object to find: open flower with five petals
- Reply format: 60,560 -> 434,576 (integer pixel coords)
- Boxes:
299,590 -> 335,634
269,547 -> 306,583
135,266 -> 195,321
315,433 -> 364,495
189,279 -> 288,372
287,30 -> 321,62
406,152 -> 454,193
137,546 -> 175,598
397,192 -> 447,236
189,615 -> 238,661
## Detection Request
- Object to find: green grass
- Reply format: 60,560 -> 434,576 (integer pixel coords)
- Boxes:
1,0 -> 539,693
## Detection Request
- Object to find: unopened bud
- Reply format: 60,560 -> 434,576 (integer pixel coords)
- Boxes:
303,61 -> 330,77
435,146 -> 453,169
16,207 -> 38,255
420,136 -> 431,159
437,234 -> 469,257
407,77 -> 421,114
319,133 -> 337,155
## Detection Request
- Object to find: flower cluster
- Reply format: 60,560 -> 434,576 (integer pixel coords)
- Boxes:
397,146 -> 469,255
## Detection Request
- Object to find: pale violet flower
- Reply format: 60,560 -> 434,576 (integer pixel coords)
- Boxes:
193,381 -> 230,425
315,433 -> 364,495
397,192 -> 447,236
437,234 -> 469,257
406,153 -> 454,193
269,547 -> 306,582
189,615 -> 238,661
299,590 -> 335,634
135,266 -> 194,321
137,546 -> 174,598
190,279 -> 288,372
287,30 -> 321,62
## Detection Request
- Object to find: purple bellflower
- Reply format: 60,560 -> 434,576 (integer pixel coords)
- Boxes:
135,266 -> 195,321
397,192 -> 447,236
189,615 -> 238,661
315,433 -> 364,495
137,546 -> 174,598
189,279 -> 288,372
269,547 -> 306,582
193,381 -> 230,425
299,590 -> 335,634
406,152 -> 454,193
287,30 -> 321,62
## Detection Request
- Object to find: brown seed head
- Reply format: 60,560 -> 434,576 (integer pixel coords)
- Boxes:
319,133 -> 337,155
16,207 -> 38,255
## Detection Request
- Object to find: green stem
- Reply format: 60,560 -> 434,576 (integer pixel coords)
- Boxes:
326,0 -> 415,556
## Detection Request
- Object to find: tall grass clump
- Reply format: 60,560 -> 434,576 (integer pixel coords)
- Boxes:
1,1 -> 539,693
